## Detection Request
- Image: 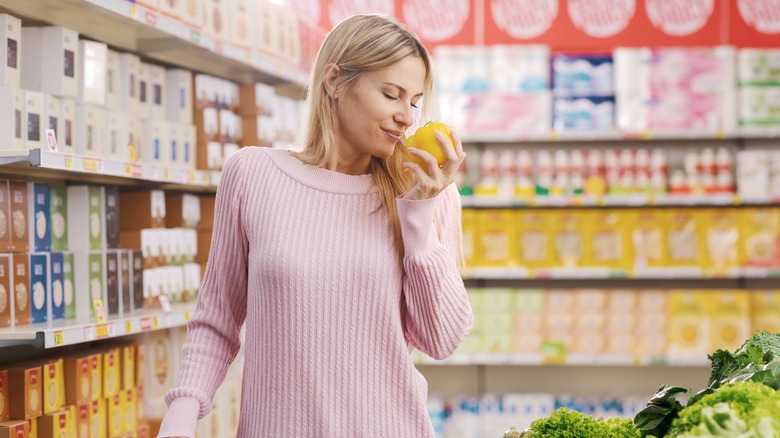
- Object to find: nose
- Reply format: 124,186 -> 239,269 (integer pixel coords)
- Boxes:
395,103 -> 414,130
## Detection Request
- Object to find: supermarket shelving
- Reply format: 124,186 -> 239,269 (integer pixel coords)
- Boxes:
414,353 -> 709,367
459,127 -> 780,144
461,193 -> 748,209
0,0 -> 309,89
0,149 -> 219,192
0,302 -> 195,349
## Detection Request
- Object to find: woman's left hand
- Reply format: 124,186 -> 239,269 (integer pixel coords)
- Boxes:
402,130 -> 466,200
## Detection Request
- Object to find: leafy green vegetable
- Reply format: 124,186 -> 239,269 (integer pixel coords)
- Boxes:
634,385 -> 689,438
526,407 -> 640,438
708,331 -> 780,389
667,381 -> 780,437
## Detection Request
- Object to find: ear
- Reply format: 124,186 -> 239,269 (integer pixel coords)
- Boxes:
322,63 -> 341,99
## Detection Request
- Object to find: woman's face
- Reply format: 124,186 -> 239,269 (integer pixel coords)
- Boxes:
333,56 -> 426,162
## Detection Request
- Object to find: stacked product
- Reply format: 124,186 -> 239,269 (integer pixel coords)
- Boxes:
738,48 -> 780,129
551,53 -> 615,132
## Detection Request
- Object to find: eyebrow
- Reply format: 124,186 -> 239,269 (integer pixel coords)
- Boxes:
382,82 -> 424,97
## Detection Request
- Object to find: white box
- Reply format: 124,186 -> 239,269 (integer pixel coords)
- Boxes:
119,53 -> 140,116
204,0 -> 230,40
230,0 -> 253,48
144,120 -> 169,165
23,89 -> 45,150
168,123 -> 181,168
182,0 -> 205,28
73,250 -> 106,319
181,124 -> 196,170
130,117 -> 146,162
223,143 -> 239,163
60,98 -> 77,154
165,69 -> 193,125
76,103 -> 107,157
149,64 -> 166,120
138,62 -> 151,120
281,7 -> 301,66
67,185 -> 104,252
0,85 -> 23,150
219,109 -> 238,143
21,27 -> 79,98
78,40 -> 108,105
207,141 -> 223,169
106,49 -> 121,110
43,94 -> 63,150
0,14 -> 21,87
256,2 -> 282,58
107,110 -> 131,161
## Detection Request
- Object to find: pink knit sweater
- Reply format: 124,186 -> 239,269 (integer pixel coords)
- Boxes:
157,147 -> 473,437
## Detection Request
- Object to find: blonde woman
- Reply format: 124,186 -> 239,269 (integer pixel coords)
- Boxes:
158,14 -> 473,437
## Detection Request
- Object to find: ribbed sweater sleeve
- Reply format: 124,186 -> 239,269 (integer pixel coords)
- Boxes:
158,151 -> 249,438
397,184 -> 474,360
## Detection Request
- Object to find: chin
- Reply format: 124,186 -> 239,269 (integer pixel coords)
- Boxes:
373,144 -> 396,160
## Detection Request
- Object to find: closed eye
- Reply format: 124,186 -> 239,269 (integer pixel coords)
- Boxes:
385,93 -> 419,109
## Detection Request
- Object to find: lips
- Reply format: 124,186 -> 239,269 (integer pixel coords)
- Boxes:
383,129 -> 401,142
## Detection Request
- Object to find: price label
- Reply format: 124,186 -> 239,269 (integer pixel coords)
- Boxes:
185,311 -> 190,322
190,171 -> 197,183
83,158 -> 101,172
164,168 -> 171,180
203,173 -> 210,185
96,324 -> 110,339
64,155 -> 74,169
129,5 -> 138,19
125,164 -> 133,176
84,326 -> 96,341
153,316 -> 160,329
126,320 -> 133,333
140,317 -> 153,331
54,331 -> 64,345
145,11 -> 157,27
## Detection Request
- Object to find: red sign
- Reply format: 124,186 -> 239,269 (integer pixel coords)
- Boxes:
729,0 -> 780,47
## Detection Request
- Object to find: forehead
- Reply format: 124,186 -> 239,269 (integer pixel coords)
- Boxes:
364,56 -> 426,95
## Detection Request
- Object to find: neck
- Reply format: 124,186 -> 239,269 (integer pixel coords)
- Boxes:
325,149 -> 372,176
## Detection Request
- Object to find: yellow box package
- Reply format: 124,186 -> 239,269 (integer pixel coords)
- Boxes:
752,290 -> 780,333
461,208 -> 479,269
550,210 -> 585,268
515,209 -> 554,269
667,290 -> 710,360
665,209 -> 701,271
631,209 -> 668,271
582,210 -> 632,271
742,208 -> 780,270
700,208 -> 742,276
476,209 -> 515,267
706,290 -> 751,352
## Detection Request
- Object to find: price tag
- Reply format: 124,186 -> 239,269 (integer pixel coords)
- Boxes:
83,158 -> 101,172
153,316 -> 160,329
96,324 -> 110,339
145,11 -> 157,27
126,320 -> 133,333
185,311 -> 190,322
84,326 -> 96,341
93,299 -> 107,323
64,155 -> 74,169
190,171 -> 197,183
125,164 -> 133,176
54,331 -> 64,345
164,168 -> 171,180
46,128 -> 59,152
140,317 -> 153,331
129,5 -> 138,19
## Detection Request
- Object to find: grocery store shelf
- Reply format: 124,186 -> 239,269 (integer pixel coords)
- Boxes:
465,267 -> 768,283
461,193 -> 757,209
0,302 -> 195,349
459,127 -> 780,143
0,0 -> 308,87
0,149 -> 219,192
415,353 -> 709,367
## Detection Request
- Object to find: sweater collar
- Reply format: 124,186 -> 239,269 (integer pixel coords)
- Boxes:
265,148 -> 378,195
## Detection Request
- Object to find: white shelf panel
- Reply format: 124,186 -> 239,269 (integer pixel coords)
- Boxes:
0,0 -> 308,87
0,303 -> 195,349
415,354 -> 709,367
460,127 -> 780,143
464,267 -> 771,281
0,149 -> 219,191
461,193 -> 745,209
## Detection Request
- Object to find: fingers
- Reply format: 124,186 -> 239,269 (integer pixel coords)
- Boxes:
407,147 -> 440,175
403,160 -> 431,182
438,131 -> 458,165
450,129 -> 466,160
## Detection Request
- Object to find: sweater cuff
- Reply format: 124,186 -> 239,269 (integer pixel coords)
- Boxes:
157,397 -> 200,438
396,195 -> 440,257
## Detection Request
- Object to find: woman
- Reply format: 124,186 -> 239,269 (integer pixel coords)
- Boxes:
158,13 -> 473,437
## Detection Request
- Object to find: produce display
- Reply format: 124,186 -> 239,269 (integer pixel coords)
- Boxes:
504,331 -> 780,437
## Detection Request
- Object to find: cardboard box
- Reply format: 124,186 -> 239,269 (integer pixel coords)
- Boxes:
29,253 -> 49,324
129,117 -> 145,163
157,0 -> 183,17
137,63 -> 151,120
230,0 -> 253,48
20,27 -> 79,98
204,0 -> 229,40
73,251 -> 105,320
36,410 -> 68,438
143,330 -> 177,415
41,360 -> 65,414
27,183 -> 50,253
77,40 -> 107,106
0,370 -> 8,422
59,98 -> 76,154
194,107 -> 219,141
107,392 -> 124,437
74,405 -> 88,438
165,69 -> 193,125
48,252 -> 64,321
149,64 -> 165,121
66,186 -> 103,251
42,95 -> 62,151
87,354 -> 101,403
103,187 -> 120,249
476,210 -> 515,267
120,251 -> 131,313
0,255 -> 10,328
165,194 -> 201,229
0,86 -> 23,150
196,141 -> 223,170
88,399 -> 105,438
0,14 -> 21,87
106,50 -> 121,111
131,250 -> 143,311
106,111 -> 131,161
118,191 -> 166,231
11,253 -> 29,326
168,123 -> 181,168
48,186 -> 67,252
0,180 -> 9,253
63,355 -> 91,406
61,253 -> 75,319
23,89 -> 44,151
105,251 -> 120,316
0,421 -> 28,438
102,347 -> 121,399
119,344 -> 135,391
8,366 -> 42,420
123,388 -> 137,433
119,53 -> 140,116
143,120 -> 169,165
75,103 -> 106,157
8,182 -> 28,253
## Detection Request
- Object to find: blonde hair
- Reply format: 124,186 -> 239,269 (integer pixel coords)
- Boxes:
294,14 -> 465,273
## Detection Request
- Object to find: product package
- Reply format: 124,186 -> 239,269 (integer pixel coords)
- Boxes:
550,211 -> 584,268
667,290 -> 710,361
476,210 -> 515,267
583,210 -> 631,271
700,208 -> 742,276
515,210 -> 554,269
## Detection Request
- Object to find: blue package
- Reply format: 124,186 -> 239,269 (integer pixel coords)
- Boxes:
30,183 -> 51,252
552,53 -> 614,97
49,252 -> 64,321
29,253 -> 49,324
553,96 -> 616,131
